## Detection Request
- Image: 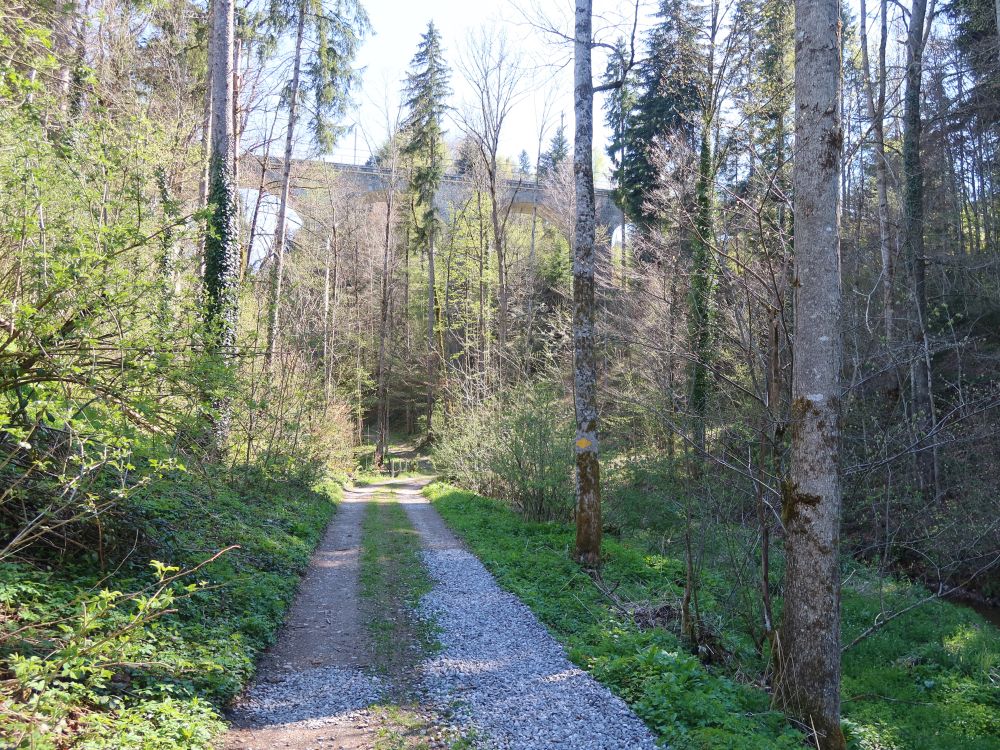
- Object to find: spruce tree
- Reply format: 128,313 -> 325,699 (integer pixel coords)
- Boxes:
619,0 -> 705,228
518,149 -> 532,177
402,21 -> 451,437
602,36 -> 638,213
538,115 -> 568,177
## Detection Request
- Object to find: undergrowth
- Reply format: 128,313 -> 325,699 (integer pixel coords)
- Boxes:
426,482 -> 1000,750
0,467 -> 341,749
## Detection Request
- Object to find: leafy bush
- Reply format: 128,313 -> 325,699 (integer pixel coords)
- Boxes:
434,382 -> 574,521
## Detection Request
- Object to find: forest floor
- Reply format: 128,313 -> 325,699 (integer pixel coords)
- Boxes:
221,478 -> 656,750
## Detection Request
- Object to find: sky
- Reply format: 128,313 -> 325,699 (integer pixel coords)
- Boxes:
331,0 -> 651,182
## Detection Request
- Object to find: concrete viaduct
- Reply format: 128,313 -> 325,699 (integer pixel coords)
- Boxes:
243,157 -> 625,239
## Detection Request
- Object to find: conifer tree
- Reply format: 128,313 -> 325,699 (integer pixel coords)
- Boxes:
538,115 -> 569,177
402,21 -> 451,438
603,36 -> 638,214
619,0 -> 705,229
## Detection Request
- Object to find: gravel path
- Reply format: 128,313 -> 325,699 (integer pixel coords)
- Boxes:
222,485 -> 385,749
222,478 -> 661,750
394,481 -> 661,750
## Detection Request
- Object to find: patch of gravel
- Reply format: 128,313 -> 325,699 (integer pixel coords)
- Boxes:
416,545 -> 661,750
228,665 -> 384,729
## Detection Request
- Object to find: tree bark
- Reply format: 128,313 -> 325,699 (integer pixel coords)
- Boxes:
572,0 -> 602,566
375,194 -> 393,467
773,0 -> 846,745
901,0 -> 938,499
860,0 -> 893,344
203,0 -> 240,446
266,0 -> 306,366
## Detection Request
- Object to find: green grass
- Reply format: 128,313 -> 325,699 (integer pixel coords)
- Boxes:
425,482 -> 1000,750
359,492 -> 436,676
1,466 -> 341,749
356,489 -> 472,750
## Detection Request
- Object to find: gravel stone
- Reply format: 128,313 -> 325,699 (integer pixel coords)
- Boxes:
228,665 -> 384,729
400,491 -> 661,750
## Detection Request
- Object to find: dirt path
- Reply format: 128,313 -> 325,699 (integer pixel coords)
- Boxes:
222,477 -> 657,750
222,483 -> 385,750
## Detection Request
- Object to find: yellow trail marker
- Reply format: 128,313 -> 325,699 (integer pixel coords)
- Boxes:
575,437 -> 592,450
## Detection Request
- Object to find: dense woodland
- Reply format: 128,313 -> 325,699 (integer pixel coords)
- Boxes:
0,0 -> 998,748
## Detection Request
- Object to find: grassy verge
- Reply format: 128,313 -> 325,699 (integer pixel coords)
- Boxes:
359,492 -> 436,676
1,467 -> 341,749
425,482 -> 1000,750
358,488 -> 476,750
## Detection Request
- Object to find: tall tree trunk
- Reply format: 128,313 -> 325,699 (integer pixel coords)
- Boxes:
901,0 -> 938,498
773,0 -> 846,745
860,0 -> 893,344
426,141 -> 438,438
199,37 -> 214,216
54,0 -> 77,109
996,0 -> 1000,69
489,165 -> 508,382
233,34 -> 242,191
203,0 -> 239,447
689,126 -> 715,458
265,0 -> 306,366
572,0 -> 602,566
375,194 -> 393,468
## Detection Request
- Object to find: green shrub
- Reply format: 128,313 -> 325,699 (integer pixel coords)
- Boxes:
434,382 -> 574,520
427,482 -> 1000,750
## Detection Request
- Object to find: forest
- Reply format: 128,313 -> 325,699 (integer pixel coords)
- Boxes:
0,0 -> 998,748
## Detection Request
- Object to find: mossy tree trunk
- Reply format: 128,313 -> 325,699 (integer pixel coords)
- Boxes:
572,0 -> 602,566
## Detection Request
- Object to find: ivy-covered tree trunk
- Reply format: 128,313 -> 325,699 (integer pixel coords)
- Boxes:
773,0 -> 846,745
572,0 -> 602,566
266,0 -> 306,366
901,0 -> 938,498
203,0 -> 240,446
